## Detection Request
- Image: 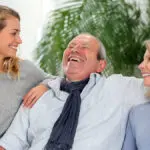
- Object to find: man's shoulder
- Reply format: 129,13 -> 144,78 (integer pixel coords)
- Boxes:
108,74 -> 139,80
31,89 -> 55,110
107,74 -> 142,84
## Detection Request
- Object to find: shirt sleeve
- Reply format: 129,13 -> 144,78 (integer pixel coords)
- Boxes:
108,74 -> 145,107
114,75 -> 145,106
122,109 -> 137,150
0,106 -> 30,150
124,76 -> 147,107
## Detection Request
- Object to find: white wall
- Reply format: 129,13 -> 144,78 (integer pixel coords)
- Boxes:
0,0 -> 57,61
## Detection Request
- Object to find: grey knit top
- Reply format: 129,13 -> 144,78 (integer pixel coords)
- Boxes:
0,60 -> 47,137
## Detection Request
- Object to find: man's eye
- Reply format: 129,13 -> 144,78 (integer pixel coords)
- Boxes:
82,46 -> 88,49
68,46 -> 74,48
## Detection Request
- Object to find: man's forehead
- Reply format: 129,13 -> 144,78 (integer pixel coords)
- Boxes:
69,35 -> 95,45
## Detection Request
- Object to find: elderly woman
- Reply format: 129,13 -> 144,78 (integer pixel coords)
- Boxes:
122,40 -> 150,150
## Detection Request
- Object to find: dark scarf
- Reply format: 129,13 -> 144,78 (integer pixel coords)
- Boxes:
45,78 -> 89,150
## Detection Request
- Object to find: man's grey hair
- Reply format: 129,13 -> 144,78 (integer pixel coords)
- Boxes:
96,40 -> 106,60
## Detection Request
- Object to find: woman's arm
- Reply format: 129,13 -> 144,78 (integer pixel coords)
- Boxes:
0,146 -> 5,150
23,84 -> 48,107
21,60 -> 55,108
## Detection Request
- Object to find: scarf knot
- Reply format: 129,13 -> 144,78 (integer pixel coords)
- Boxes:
60,79 -> 89,93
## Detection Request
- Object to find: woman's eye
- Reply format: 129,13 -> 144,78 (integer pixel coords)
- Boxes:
11,32 -> 17,35
82,46 -> 87,48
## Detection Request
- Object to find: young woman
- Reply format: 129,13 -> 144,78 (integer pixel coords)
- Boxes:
0,5 -> 50,137
122,40 -> 150,150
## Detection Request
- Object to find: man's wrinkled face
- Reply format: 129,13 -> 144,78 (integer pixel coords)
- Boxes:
62,34 -> 106,81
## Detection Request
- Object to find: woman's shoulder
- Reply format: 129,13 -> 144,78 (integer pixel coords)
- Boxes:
19,59 -> 47,81
19,59 -> 34,67
132,102 -> 150,112
129,102 -> 150,122
19,59 -> 41,75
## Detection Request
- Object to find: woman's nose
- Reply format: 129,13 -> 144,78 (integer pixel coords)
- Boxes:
138,61 -> 144,71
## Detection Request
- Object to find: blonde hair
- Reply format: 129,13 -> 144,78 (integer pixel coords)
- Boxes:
0,5 -> 20,79
145,40 -> 150,52
143,40 -> 150,98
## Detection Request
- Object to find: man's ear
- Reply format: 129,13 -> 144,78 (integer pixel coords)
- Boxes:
96,60 -> 107,73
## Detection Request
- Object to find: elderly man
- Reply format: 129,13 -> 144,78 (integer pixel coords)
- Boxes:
0,33 -> 146,150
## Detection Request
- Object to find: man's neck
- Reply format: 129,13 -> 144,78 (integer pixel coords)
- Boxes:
66,75 -> 90,83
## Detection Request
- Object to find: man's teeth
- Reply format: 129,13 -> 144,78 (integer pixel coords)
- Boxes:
70,57 -> 80,62
142,74 -> 150,77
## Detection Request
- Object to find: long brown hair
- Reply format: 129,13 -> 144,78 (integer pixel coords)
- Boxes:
0,5 -> 20,79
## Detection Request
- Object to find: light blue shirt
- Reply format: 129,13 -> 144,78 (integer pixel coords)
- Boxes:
122,102 -> 150,150
0,73 -> 146,150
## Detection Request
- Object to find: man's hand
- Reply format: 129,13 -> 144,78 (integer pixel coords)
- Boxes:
23,84 -> 48,108
0,146 -> 5,150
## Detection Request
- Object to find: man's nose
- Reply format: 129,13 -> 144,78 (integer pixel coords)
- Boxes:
71,45 -> 80,52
